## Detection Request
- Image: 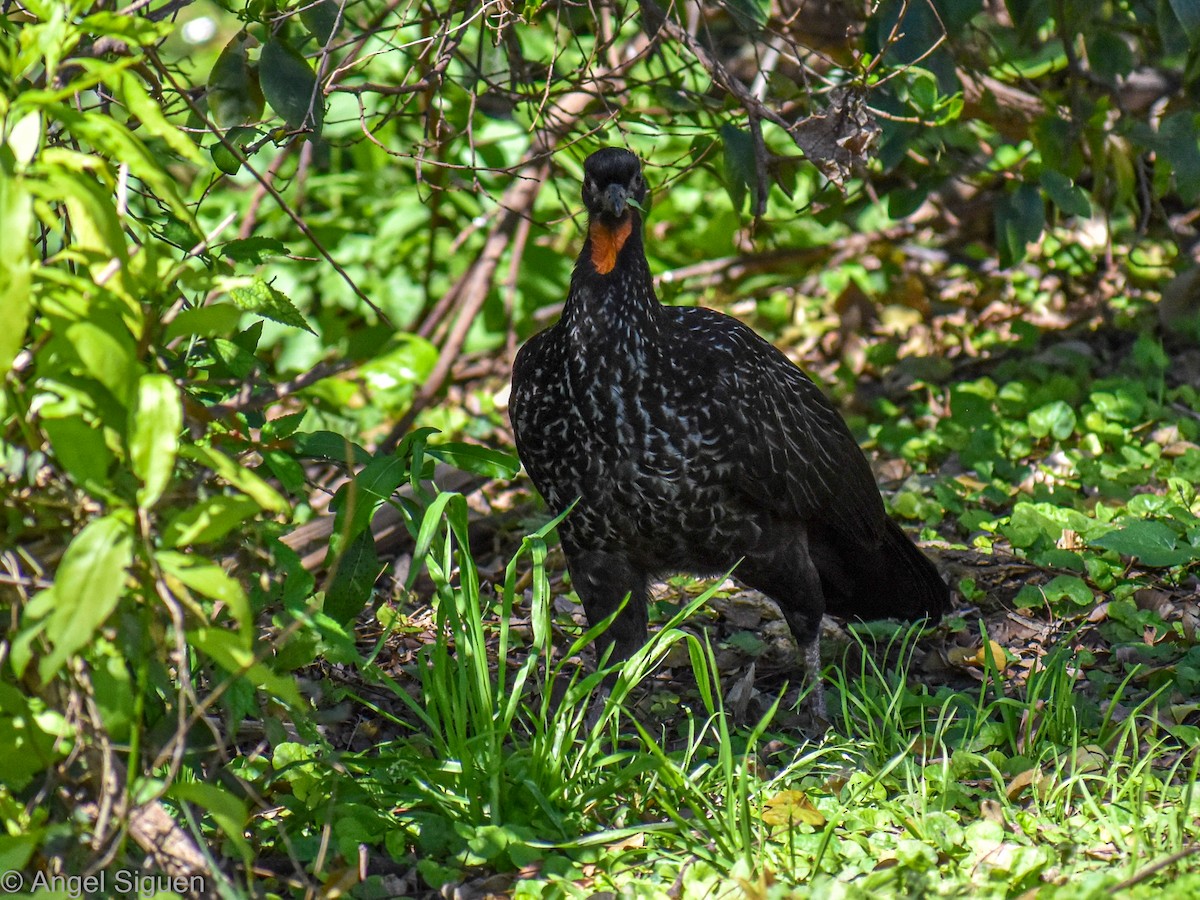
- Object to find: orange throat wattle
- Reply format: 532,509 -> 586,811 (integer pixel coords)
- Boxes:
589,218 -> 633,275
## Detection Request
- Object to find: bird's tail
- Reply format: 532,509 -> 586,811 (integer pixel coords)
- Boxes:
822,518 -> 951,622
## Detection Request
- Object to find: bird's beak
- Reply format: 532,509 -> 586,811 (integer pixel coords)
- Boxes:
602,183 -> 628,217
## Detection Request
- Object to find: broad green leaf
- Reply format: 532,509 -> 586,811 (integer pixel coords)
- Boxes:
37,515 -> 134,681
1091,520 -> 1196,568
719,123 -> 755,212
1039,170 -> 1092,217
0,684 -> 59,793
359,335 -> 438,389
6,109 -> 42,166
1028,400 -> 1076,440
725,0 -> 769,32
229,276 -> 314,333
219,236 -> 289,264
207,32 -> 265,129
129,374 -> 181,508
292,431 -> 372,465
995,182 -> 1045,268
324,529 -> 382,625
180,444 -> 289,514
425,442 -> 520,479
330,452 -> 411,553
259,38 -> 324,135
188,627 -> 303,707
42,413 -> 113,485
51,103 -> 197,225
170,781 -> 252,862
301,0 -> 341,44
1169,0 -> 1200,43
65,319 -> 138,406
163,495 -> 262,547
156,551 -> 251,634
0,169 -> 33,375
163,303 -> 244,341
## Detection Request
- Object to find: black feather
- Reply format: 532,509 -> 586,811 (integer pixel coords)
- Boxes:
510,148 -> 950,718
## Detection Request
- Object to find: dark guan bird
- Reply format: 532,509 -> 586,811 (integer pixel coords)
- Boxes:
510,147 -> 949,718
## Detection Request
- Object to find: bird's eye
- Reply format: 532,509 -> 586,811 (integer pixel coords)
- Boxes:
585,178 -> 597,194
632,173 -> 643,188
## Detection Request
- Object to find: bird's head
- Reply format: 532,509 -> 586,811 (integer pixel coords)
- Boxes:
581,147 -> 647,275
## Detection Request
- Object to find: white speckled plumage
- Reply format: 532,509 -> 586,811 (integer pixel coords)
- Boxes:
510,148 -> 949,718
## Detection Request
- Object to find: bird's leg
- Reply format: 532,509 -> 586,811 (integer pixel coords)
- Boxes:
562,548 -> 649,729
741,526 -> 830,728
802,634 -> 828,723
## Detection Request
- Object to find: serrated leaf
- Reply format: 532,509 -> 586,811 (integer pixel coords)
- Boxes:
208,33 -> 265,128
37,515 -> 133,681
229,277 -> 314,333
129,374 -> 181,508
325,530 -> 382,624
1091,520 -> 1196,568
259,38 -> 323,135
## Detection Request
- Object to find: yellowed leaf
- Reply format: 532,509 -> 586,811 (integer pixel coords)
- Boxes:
761,789 -> 826,827
948,640 -> 1007,671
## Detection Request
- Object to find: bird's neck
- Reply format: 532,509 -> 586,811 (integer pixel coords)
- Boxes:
563,214 -> 661,350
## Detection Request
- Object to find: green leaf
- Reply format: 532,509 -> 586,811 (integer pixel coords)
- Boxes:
720,123 -> 756,212
425,442 -> 520,479
157,551 -> 252,635
1027,400 -> 1076,440
301,0 -> 341,44
128,374 -> 181,508
188,627 -> 304,707
219,236 -> 290,264
163,495 -> 262,547
0,170 -> 34,375
1091,520 -> 1196,568
229,276 -> 314,333
42,413 -> 113,486
1169,0 -> 1200,43
180,444 -> 290,514
724,0 -> 769,32
207,32 -> 265,128
209,125 -> 258,176
1039,170 -> 1092,217
325,529 -> 382,625
119,69 -> 202,163
330,452 -> 412,551
164,303 -> 244,341
65,319 -> 138,406
259,38 -> 324,135
171,781 -> 252,863
292,431 -> 372,465
998,182 -> 1044,267
37,515 -> 133,681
